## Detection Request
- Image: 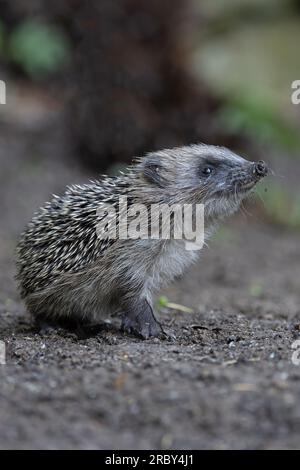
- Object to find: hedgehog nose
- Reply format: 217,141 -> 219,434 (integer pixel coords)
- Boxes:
253,160 -> 268,177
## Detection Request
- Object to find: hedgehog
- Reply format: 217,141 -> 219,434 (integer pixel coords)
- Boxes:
16,144 -> 268,339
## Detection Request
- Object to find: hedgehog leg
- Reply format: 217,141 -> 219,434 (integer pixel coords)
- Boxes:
121,298 -> 166,340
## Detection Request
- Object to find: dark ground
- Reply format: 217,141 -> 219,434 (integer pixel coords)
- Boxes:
0,96 -> 300,449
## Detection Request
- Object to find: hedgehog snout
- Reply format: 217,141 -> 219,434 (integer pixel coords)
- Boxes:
252,160 -> 268,178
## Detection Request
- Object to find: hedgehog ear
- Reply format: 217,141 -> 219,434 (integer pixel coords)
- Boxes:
142,156 -> 164,187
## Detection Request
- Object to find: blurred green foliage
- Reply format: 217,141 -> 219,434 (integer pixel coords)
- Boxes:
0,20 -> 5,52
257,181 -> 300,229
8,20 -> 71,79
219,96 -> 300,153
194,4 -> 300,157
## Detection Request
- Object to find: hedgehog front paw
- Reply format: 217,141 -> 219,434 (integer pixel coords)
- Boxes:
121,299 -> 167,340
121,318 -> 163,339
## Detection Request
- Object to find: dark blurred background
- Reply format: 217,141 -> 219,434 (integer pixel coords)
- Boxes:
1,0 -> 300,232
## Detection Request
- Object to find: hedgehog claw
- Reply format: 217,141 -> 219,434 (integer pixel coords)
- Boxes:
161,329 -> 176,342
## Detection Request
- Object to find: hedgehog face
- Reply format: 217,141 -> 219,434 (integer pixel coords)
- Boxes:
191,144 -> 268,220
195,149 -> 268,198
141,144 -> 267,194
139,144 -> 268,220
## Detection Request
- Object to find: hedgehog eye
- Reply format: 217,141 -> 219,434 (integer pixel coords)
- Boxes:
201,166 -> 214,177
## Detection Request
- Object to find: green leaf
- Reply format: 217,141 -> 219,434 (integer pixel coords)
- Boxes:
158,296 -> 169,308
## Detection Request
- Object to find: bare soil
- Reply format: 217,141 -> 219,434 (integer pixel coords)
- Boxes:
0,116 -> 300,450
